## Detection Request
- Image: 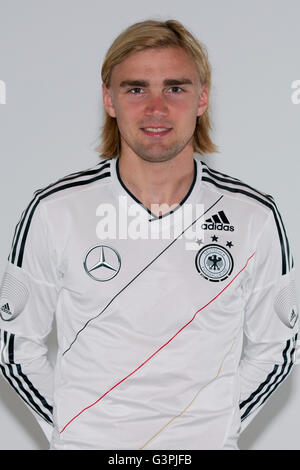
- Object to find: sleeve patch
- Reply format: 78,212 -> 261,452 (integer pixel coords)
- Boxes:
274,279 -> 298,329
0,272 -> 29,321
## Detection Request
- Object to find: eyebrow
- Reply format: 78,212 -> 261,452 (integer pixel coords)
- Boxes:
119,78 -> 193,88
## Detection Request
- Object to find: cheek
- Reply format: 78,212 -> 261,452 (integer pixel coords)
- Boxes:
172,103 -> 198,130
170,97 -> 198,118
114,109 -> 136,135
115,102 -> 143,128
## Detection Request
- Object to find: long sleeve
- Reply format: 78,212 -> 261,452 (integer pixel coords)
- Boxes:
238,204 -> 299,433
0,198 -> 59,442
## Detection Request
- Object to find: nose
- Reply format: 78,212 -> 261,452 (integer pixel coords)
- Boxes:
144,93 -> 168,117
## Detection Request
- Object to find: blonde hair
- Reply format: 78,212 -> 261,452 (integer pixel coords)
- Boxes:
96,19 -> 218,158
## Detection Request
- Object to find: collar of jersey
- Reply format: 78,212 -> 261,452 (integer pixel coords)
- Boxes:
110,156 -> 203,236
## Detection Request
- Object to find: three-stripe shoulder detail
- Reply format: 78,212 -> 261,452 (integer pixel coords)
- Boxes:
200,162 -> 291,275
9,159 -> 111,268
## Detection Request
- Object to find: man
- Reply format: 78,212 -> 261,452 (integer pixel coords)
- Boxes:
0,19 -> 298,450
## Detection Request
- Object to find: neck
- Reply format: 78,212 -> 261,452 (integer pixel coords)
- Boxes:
117,151 -> 195,217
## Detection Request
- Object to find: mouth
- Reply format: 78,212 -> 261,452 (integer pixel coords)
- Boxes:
140,127 -> 172,137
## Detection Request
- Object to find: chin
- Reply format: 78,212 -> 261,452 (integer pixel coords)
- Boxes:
136,152 -> 179,164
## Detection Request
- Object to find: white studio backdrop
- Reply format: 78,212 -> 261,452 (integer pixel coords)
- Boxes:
0,0 -> 299,450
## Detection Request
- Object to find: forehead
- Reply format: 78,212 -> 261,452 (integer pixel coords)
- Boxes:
110,47 -> 199,85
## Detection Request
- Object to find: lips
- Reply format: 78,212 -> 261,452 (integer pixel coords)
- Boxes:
141,127 -> 172,137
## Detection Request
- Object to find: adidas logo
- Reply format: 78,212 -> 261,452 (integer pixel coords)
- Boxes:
1,303 -> 12,315
201,210 -> 234,232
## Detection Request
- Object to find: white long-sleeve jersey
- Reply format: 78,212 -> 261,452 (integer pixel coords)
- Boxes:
0,156 -> 298,450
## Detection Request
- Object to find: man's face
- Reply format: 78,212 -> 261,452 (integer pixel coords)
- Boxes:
102,46 -> 208,163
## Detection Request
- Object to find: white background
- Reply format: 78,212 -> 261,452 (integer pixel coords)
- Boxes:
0,0 -> 299,450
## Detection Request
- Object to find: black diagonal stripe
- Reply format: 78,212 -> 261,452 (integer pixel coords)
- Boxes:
202,176 -> 288,275
63,195 -> 224,356
202,166 -> 290,274
218,210 -> 230,224
240,339 -> 291,421
11,164 -> 111,267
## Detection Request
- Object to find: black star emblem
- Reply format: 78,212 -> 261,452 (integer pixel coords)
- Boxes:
226,241 -> 233,248
211,235 -> 218,242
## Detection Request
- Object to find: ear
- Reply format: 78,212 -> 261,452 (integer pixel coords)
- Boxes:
102,83 -> 116,118
197,83 -> 209,117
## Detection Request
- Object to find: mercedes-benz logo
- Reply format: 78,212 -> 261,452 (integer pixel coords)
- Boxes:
83,245 -> 121,282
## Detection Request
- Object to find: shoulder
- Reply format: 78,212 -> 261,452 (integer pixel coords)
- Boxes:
8,158 -> 113,267
199,160 -> 278,216
32,158 -> 113,207
199,160 -> 292,275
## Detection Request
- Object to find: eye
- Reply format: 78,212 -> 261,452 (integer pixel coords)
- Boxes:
168,86 -> 184,93
129,87 -> 144,94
